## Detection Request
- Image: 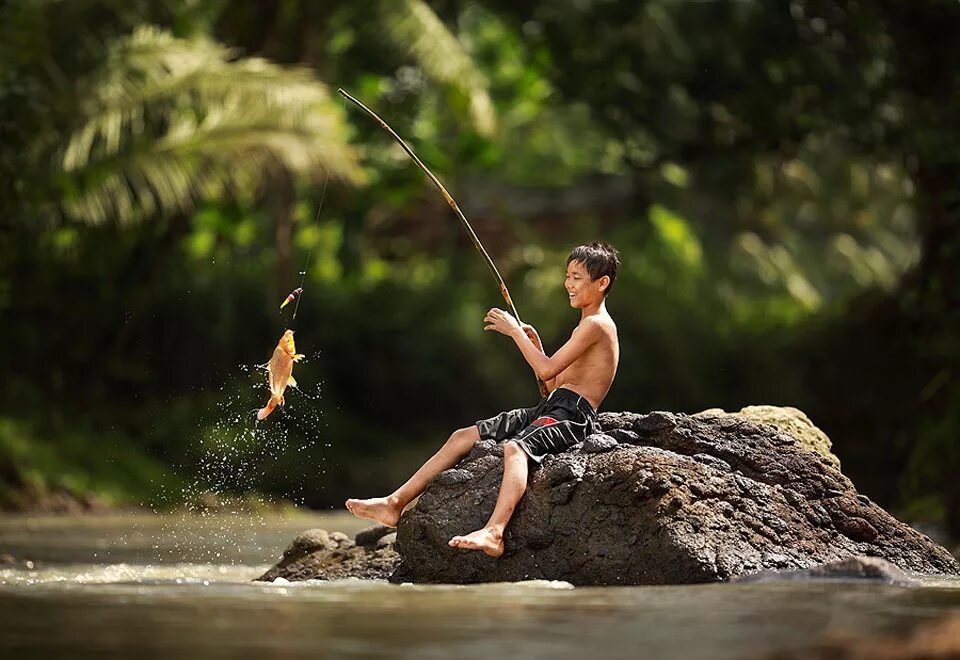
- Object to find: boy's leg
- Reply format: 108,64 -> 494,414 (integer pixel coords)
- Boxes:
345,425 -> 480,527
448,440 -> 529,558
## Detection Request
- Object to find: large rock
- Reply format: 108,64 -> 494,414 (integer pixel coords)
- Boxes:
393,409 -> 960,585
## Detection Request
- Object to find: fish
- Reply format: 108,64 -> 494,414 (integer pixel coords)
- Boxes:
256,329 -> 305,420
279,287 -> 303,311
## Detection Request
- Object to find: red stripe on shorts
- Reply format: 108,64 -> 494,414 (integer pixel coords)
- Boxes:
531,416 -> 559,427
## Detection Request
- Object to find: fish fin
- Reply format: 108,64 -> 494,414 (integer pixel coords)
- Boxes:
293,353 -> 305,362
287,375 -> 298,388
257,397 -> 279,420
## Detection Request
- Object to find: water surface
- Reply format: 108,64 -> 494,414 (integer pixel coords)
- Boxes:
2,513 -> 959,659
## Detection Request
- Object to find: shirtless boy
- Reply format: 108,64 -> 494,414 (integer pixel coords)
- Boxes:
346,242 -> 620,557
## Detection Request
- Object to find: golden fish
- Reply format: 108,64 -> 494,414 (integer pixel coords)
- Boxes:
257,329 -> 304,420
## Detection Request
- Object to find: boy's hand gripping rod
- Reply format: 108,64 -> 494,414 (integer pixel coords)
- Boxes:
338,88 -> 548,398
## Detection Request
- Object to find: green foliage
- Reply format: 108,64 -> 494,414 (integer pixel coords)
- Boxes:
0,17 -> 364,226
377,0 -> 495,135
59,26 -> 364,225
2,0 -> 959,537
648,205 -> 703,274
0,417 -> 180,509
903,386 -> 960,522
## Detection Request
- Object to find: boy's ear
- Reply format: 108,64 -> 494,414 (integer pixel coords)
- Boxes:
598,275 -> 610,293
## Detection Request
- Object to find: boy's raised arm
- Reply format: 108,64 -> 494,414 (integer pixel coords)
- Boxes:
484,308 -> 601,382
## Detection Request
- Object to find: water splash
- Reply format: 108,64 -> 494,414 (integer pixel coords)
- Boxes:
136,351 -> 333,564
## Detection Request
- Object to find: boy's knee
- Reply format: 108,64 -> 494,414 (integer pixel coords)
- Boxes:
449,426 -> 480,450
503,441 -> 526,460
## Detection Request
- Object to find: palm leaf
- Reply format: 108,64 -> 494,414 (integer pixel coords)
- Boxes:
377,0 -> 496,135
60,26 -> 364,224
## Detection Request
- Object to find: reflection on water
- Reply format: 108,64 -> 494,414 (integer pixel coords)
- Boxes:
1,513 -> 960,659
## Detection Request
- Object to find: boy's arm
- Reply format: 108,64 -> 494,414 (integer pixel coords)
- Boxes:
484,308 -> 602,382
521,324 -> 556,392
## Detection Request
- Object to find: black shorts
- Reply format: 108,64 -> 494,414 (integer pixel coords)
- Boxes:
475,387 -> 598,463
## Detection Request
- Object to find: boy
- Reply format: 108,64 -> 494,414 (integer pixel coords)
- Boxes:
346,242 -> 620,557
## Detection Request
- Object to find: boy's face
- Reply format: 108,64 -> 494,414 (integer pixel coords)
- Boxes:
565,260 -> 607,308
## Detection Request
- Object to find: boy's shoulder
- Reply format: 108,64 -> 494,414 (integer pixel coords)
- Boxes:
579,311 -> 618,338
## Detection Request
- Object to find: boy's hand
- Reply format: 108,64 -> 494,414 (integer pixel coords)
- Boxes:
483,308 -> 522,337
521,324 -> 544,351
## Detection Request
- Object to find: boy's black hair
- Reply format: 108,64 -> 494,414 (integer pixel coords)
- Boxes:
567,242 -> 620,295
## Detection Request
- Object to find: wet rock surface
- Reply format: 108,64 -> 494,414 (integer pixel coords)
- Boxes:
732,556 -> 919,586
256,525 -> 399,582
393,409 -> 960,585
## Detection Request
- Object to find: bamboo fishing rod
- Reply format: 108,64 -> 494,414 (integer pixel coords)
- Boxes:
338,88 -> 547,397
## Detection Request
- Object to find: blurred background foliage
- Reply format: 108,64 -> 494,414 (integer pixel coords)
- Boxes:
1,0 -> 958,535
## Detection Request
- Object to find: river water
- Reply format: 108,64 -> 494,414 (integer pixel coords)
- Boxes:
1,512 -> 959,659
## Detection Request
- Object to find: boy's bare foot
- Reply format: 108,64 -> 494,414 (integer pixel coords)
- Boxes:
344,496 -> 402,527
448,527 -> 504,558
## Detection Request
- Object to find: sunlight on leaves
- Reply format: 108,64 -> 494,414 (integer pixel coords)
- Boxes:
649,205 -> 703,271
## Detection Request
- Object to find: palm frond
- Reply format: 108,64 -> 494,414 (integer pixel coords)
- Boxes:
377,0 -> 496,136
60,25 -> 364,225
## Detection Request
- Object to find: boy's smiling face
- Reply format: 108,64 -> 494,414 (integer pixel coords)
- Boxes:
565,260 -> 608,308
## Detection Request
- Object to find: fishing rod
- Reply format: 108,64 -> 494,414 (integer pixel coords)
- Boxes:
338,88 -> 547,397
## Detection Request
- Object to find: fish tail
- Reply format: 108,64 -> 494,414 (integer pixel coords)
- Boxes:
257,396 -> 280,420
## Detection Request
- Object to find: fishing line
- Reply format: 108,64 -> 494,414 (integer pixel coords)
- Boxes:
290,173 -> 329,323
287,90 -> 346,323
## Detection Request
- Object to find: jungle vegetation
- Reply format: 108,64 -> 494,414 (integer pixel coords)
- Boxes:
1,0 -> 957,535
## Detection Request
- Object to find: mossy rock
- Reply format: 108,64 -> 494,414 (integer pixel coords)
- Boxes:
695,405 -> 840,469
